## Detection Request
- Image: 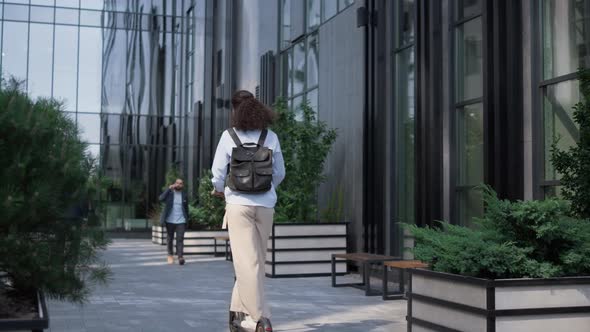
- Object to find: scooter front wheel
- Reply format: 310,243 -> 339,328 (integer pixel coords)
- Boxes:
256,317 -> 272,332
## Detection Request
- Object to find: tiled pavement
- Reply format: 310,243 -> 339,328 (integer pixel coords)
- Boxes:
47,239 -> 407,332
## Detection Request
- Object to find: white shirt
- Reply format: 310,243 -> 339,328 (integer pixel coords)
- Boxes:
166,191 -> 186,224
211,128 -> 286,209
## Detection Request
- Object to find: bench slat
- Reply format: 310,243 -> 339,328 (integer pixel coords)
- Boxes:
333,253 -> 397,262
383,260 -> 428,269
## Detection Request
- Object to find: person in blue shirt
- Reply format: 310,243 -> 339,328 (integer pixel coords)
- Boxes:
159,178 -> 189,265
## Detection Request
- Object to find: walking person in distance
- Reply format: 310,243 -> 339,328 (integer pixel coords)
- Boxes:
159,178 -> 189,266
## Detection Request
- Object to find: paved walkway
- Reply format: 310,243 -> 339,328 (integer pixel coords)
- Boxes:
48,239 -> 407,332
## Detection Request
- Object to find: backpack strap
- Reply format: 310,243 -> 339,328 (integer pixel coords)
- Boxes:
258,129 -> 268,146
227,128 -> 243,147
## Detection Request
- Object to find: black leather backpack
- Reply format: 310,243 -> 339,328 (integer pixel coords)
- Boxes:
227,128 -> 273,193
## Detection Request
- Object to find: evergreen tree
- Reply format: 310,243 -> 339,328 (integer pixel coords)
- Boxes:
0,79 -> 110,304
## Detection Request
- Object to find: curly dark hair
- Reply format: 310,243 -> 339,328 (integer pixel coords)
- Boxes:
231,90 -> 254,109
231,91 -> 276,131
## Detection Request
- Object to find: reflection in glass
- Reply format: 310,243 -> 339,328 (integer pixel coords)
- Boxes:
55,8 -> 80,25
307,34 -> 319,88
2,22 -> 28,83
544,185 -> 564,198
544,79 -> 580,180
323,0 -> 338,21
56,0 -> 80,8
456,103 -> 484,186
293,95 -> 304,121
308,0 -> 320,31
543,0 -> 590,79
28,24 -> 54,100
455,17 -> 482,102
395,46 -> 415,227
306,88 -> 318,115
102,28 -> 126,114
287,50 -> 293,97
80,0 -> 105,10
80,10 -> 102,26
53,25 -> 79,111
281,0 -> 291,49
455,0 -> 481,20
293,41 -> 305,95
395,0 -> 415,48
457,188 -> 483,226
87,144 -> 101,160
78,113 -> 102,144
339,0 -> 354,10
4,4 -> 29,21
78,27 -> 102,113
30,6 -> 55,23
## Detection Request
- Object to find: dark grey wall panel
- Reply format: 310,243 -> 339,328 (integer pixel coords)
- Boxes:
318,3 -> 365,253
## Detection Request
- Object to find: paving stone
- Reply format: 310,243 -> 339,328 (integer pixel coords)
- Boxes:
48,239 -> 407,331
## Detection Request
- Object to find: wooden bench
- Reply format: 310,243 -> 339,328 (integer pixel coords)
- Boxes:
214,236 -> 232,261
331,253 -> 398,296
382,260 -> 428,300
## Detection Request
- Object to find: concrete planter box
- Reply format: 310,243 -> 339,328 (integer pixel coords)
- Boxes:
265,223 -> 348,278
408,269 -> 590,332
151,226 -> 228,255
0,291 -> 49,331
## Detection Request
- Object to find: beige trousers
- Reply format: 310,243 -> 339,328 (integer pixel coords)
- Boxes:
225,204 -> 274,321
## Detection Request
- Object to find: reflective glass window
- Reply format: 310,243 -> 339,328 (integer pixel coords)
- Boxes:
77,113 -> 102,144
281,0 -> 291,49
395,0 -> 415,48
78,27 -> 102,113
30,5 -> 55,23
56,0 -> 80,8
293,41 -> 305,95
542,0 -> 590,79
55,7 -> 79,25
322,0 -> 338,21
455,17 -> 483,102
307,0 -> 320,31
456,103 -> 484,186
306,88 -> 318,115
2,21 -> 29,83
80,9 -> 102,26
28,23 -> 54,100
455,0 -> 481,20
307,34 -> 319,88
53,25 -> 79,112
4,4 -> 29,21
543,80 -> 580,181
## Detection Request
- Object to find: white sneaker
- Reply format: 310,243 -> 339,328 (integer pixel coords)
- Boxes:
240,315 -> 258,331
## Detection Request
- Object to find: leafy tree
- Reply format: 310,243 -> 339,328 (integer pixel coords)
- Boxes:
0,80 -> 110,305
272,98 -> 337,222
551,68 -> 590,218
189,170 -> 225,230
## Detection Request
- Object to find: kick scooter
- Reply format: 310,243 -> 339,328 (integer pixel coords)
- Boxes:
229,310 -> 273,332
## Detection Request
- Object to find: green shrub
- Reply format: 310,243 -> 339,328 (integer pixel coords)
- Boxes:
551,68 -> 590,218
189,170 -> 225,230
407,186 -> 590,279
0,80 -> 110,303
272,98 -> 337,222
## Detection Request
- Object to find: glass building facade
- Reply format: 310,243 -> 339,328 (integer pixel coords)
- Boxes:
0,0 -> 198,231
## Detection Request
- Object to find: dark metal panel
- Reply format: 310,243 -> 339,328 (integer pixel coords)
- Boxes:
415,0 -> 444,227
486,0 -> 524,201
318,2 -> 365,254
